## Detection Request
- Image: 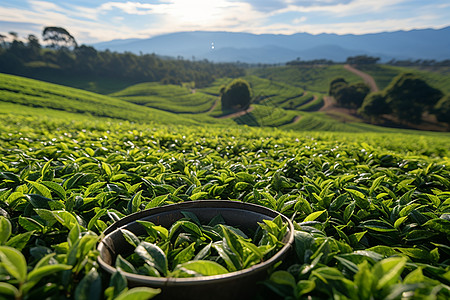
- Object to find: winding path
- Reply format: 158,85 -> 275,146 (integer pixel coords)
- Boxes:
344,64 -> 379,92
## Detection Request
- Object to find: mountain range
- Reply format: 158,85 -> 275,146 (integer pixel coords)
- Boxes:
92,27 -> 450,64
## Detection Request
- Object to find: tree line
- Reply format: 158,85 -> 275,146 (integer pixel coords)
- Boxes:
286,55 -> 450,67
0,27 -> 244,88
329,73 -> 450,129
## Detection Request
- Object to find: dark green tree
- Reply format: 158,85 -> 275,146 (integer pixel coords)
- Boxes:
358,92 -> 390,122
330,78 -> 370,109
433,94 -> 450,130
346,55 -> 380,65
329,77 -> 348,96
42,27 -> 77,49
384,73 -> 443,123
221,79 -> 252,110
26,34 -> 41,60
0,34 -> 6,49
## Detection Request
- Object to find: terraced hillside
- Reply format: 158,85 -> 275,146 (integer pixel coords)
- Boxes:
0,73 -> 235,127
110,82 -> 217,113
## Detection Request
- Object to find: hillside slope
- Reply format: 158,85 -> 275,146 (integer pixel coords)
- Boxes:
0,73 -> 203,125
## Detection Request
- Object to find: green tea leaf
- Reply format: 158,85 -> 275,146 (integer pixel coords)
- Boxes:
393,216 -> 408,229
74,268 -> 101,300
120,229 -> 140,248
193,242 -> 212,261
28,181 -> 52,199
423,218 -> 450,234
115,255 -> 137,274
107,271 -> 128,299
18,216 -> 44,232
114,287 -> 161,300
169,220 -> 203,242
294,231 -> 314,264
51,210 -> 78,230
373,257 -> 407,290
128,190 -> 143,214
0,246 -> 27,283
354,260 -> 374,299
173,242 -> 196,267
303,210 -> 326,222
135,242 -> 168,276
41,181 -> 66,200
0,282 -> 19,297
87,208 -> 107,231
26,264 -> 72,285
0,216 -> 11,245
174,260 -> 229,276
6,231 -> 34,251
220,224 -> 244,261
270,270 -> 297,290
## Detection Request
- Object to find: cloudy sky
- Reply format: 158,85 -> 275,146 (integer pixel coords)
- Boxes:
1,0 -> 449,44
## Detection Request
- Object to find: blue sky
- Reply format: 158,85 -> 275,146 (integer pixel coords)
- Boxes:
1,0 -> 449,44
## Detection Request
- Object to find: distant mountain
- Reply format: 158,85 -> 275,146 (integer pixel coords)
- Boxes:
91,27 -> 450,63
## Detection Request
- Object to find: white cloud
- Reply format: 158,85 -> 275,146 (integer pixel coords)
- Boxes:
0,0 -> 449,43
99,1 -> 154,15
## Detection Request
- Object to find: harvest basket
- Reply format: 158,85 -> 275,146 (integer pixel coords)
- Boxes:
97,200 -> 294,300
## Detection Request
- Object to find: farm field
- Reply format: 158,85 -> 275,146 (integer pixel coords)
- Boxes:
1,72 -> 394,132
110,82 -> 217,114
356,65 -> 450,93
0,108 -> 449,299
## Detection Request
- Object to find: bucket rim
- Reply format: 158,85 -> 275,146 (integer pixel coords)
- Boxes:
97,200 -> 295,286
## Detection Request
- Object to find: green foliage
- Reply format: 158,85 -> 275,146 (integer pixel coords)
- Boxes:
384,72 -> 444,123
248,65 -> 362,93
346,55 -> 380,65
0,103 -> 449,298
42,26 -> 77,49
0,35 -> 244,89
221,78 -> 252,110
434,94 -> 450,126
329,78 -> 370,108
111,82 -> 217,113
358,91 -> 391,121
118,213 -> 286,277
0,73 -> 202,125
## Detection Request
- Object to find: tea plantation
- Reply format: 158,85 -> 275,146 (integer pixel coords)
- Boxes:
0,108 -> 449,299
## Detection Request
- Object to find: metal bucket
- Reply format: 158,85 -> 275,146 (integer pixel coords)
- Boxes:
97,200 -> 294,300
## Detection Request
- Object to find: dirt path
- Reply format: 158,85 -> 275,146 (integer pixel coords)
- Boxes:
319,95 -> 335,111
207,97 -> 220,113
344,64 -> 379,92
292,115 -> 302,123
216,106 -> 255,119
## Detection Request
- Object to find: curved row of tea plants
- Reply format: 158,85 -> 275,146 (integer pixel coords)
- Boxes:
0,114 -> 449,299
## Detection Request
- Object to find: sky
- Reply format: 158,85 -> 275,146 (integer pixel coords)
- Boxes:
1,0 -> 449,44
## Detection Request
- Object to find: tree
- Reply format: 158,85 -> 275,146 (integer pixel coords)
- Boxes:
329,78 -> 348,96
42,27 -> 77,49
221,79 -> 252,110
329,78 -> 369,109
358,92 -> 390,122
384,73 -> 443,123
346,55 -> 380,65
26,34 -> 41,60
433,95 -> 450,130
0,34 -> 6,49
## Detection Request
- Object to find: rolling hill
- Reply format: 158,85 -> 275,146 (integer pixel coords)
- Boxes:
0,73 -> 204,126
